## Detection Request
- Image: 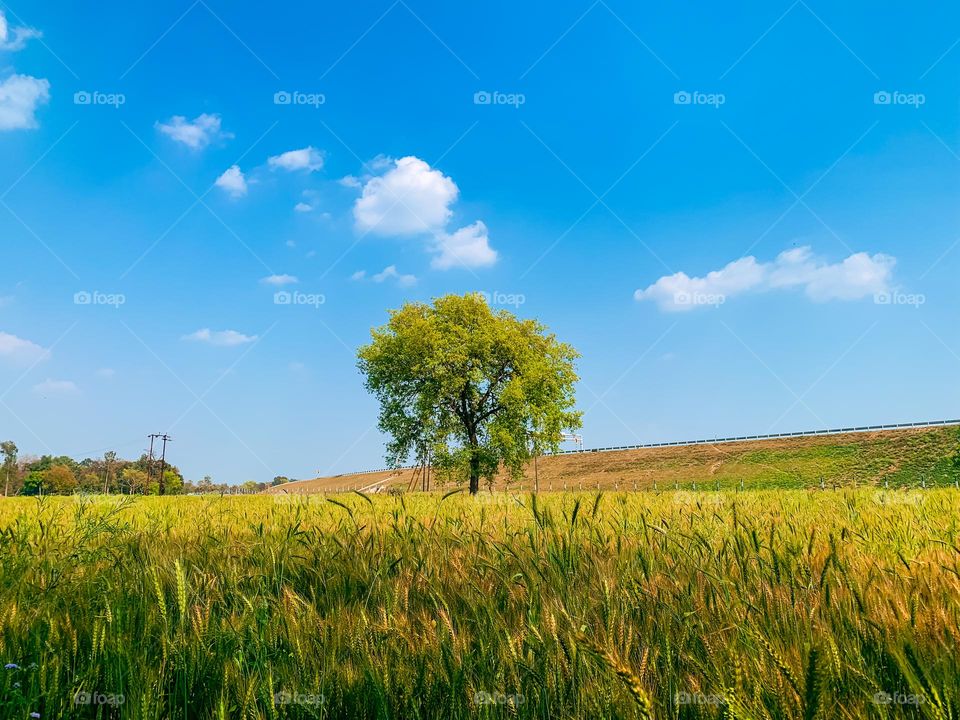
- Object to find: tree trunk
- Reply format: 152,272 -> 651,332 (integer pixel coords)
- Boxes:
468,436 -> 480,494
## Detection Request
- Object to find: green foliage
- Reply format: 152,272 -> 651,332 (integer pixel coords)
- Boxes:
358,293 -> 581,492
120,467 -> 148,494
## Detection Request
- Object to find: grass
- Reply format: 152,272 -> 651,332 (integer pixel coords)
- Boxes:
280,426 -> 960,493
0,489 -> 958,718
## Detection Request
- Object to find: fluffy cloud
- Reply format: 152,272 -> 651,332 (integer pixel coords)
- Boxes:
352,156 -> 497,270
0,11 -> 41,51
353,156 -> 457,236
155,113 -> 232,149
635,247 -> 896,311
766,247 -> 896,301
431,221 -> 497,270
294,202 -> 313,213
372,265 -> 417,287
181,328 -> 257,346
0,330 -> 48,363
352,266 -> 417,287
0,74 -> 50,130
260,274 -> 298,286
33,378 -> 78,395
268,146 -> 323,172
215,165 -> 247,198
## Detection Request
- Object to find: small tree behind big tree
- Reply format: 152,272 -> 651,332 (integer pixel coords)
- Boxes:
358,293 -> 581,494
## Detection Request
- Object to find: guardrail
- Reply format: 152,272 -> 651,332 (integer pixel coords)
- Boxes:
554,418 -> 960,455
314,419 -> 960,480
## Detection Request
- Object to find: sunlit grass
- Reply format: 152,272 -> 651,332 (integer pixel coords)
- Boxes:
0,490 -> 957,718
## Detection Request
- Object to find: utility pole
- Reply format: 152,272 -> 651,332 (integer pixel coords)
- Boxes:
157,434 -> 172,495
147,434 -> 158,490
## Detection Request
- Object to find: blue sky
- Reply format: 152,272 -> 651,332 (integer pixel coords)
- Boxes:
1,0 -> 958,483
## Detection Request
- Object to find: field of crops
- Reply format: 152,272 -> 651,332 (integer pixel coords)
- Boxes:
1,490 -> 958,718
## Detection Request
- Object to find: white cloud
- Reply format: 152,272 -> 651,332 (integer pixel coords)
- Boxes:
260,274 -> 298,286
33,378 -> 78,395
354,156 -> 458,236
353,156 -> 497,269
182,328 -> 257,346
766,247 -> 896,301
0,11 -> 41,51
96,368 -> 115,378
215,165 -> 247,198
268,146 -> 323,172
372,265 -> 417,287
431,221 -> 497,270
0,330 -> 48,364
0,74 -> 50,131
155,113 -> 232,149
634,247 -> 896,311
294,202 -> 313,213
339,175 -> 362,188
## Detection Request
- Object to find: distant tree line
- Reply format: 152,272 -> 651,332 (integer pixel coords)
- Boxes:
0,440 -> 291,496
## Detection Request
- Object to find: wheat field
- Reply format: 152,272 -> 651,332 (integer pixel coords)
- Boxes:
0,489 -> 958,718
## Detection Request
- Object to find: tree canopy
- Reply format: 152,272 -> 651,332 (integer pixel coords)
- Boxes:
358,293 -> 581,493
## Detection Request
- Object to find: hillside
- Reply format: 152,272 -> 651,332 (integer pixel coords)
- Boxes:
267,425 -> 960,494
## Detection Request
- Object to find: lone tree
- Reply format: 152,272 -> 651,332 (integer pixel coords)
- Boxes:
358,293 -> 581,494
1,441 -> 16,497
